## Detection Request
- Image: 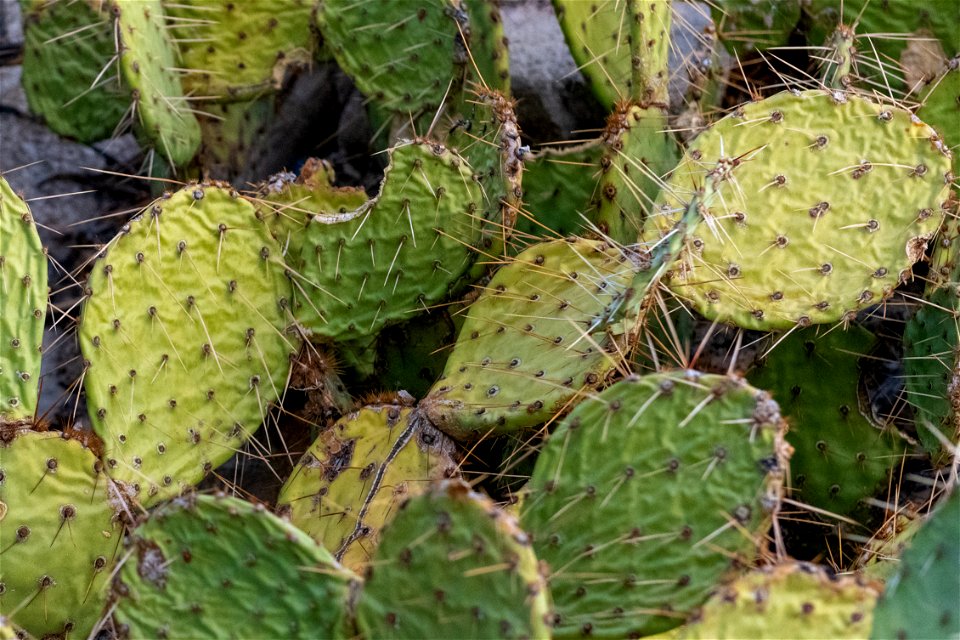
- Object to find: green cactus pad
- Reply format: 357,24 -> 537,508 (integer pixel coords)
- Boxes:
196,96 -> 276,181
594,103 -> 678,244
21,0 -> 127,143
355,480 -> 553,639
164,0 -> 316,102
114,493 -> 357,639
516,141 -> 603,240
375,309 -> 459,398
710,0 -> 801,52
650,90 -> 952,331
294,140 -> 482,343
870,489 -> 960,640
79,184 -> 300,506
918,56 -> 960,174
521,371 -> 789,638
254,160 -> 368,275
315,0 -> 466,114
0,429 -> 122,638
277,404 -> 458,572
461,0 -> 511,94
421,237 -> 639,439
748,326 -> 904,517
115,0 -> 201,166
553,0 -> 671,109
804,0 -> 960,90
902,268 -> 959,456
0,178 -> 47,424
664,562 -> 879,639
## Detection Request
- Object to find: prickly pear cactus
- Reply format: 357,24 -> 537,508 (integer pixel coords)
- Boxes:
114,493 -> 357,639
114,0 -> 201,166
277,404 -> 458,572
315,0 -> 466,114
79,184 -> 300,506
293,140 -> 483,343
710,0 -> 801,52
748,326 -> 903,517
355,480 -> 553,639
0,178 -> 46,425
255,160 -> 368,274
517,141 -> 603,239
422,237 -> 639,439
663,562 -> 879,639
870,488 -> 960,640
918,56 -> 960,174
553,0 -> 671,108
0,429 -> 122,638
164,0 -> 316,102
521,371 -> 789,638
196,96 -> 277,181
650,89 -> 952,331
21,0 -> 127,143
594,103 -> 678,244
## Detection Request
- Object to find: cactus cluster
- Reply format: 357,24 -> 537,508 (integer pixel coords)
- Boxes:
1,0 -> 958,638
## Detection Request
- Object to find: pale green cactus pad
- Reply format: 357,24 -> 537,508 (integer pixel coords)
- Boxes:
0,177 -> 47,424
21,0 -> 127,143
650,89 -> 952,331
293,140 -> 483,343
870,489 -> 960,640
80,184 -> 299,506
315,0 -> 466,114
748,326 -> 904,517
355,480 -> 553,639
114,493 -> 357,639
521,371 -> 789,638
165,0 -> 316,101
277,404 -> 458,572
0,429 -> 122,638
115,0 -> 201,166
664,562 -> 879,639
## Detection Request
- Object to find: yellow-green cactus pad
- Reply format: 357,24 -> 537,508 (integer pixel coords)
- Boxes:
277,404 -> 458,572
294,140 -> 483,343
21,0 -> 127,143
355,480 -> 553,639
522,371 -> 789,638
665,562 -> 879,639
422,237 -> 639,440
165,0 -> 316,102
0,178 -> 46,424
114,0 -> 201,166
79,184 -> 300,506
651,89 -> 952,331
114,493 -> 357,639
0,429 -> 123,638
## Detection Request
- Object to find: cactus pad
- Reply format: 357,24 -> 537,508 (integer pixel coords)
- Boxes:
748,326 -> 904,517
80,184 -> 299,506
114,493 -> 357,638
870,489 -> 960,640
422,237 -> 639,439
521,371 -> 789,638
650,90 -> 952,330
666,562 -> 879,639
0,429 -> 122,638
315,0 -> 466,114
164,0 -> 315,101
21,0 -> 127,143
0,178 -> 46,425
355,480 -> 552,639
294,140 -> 482,343
277,404 -> 458,571
115,0 -> 201,166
